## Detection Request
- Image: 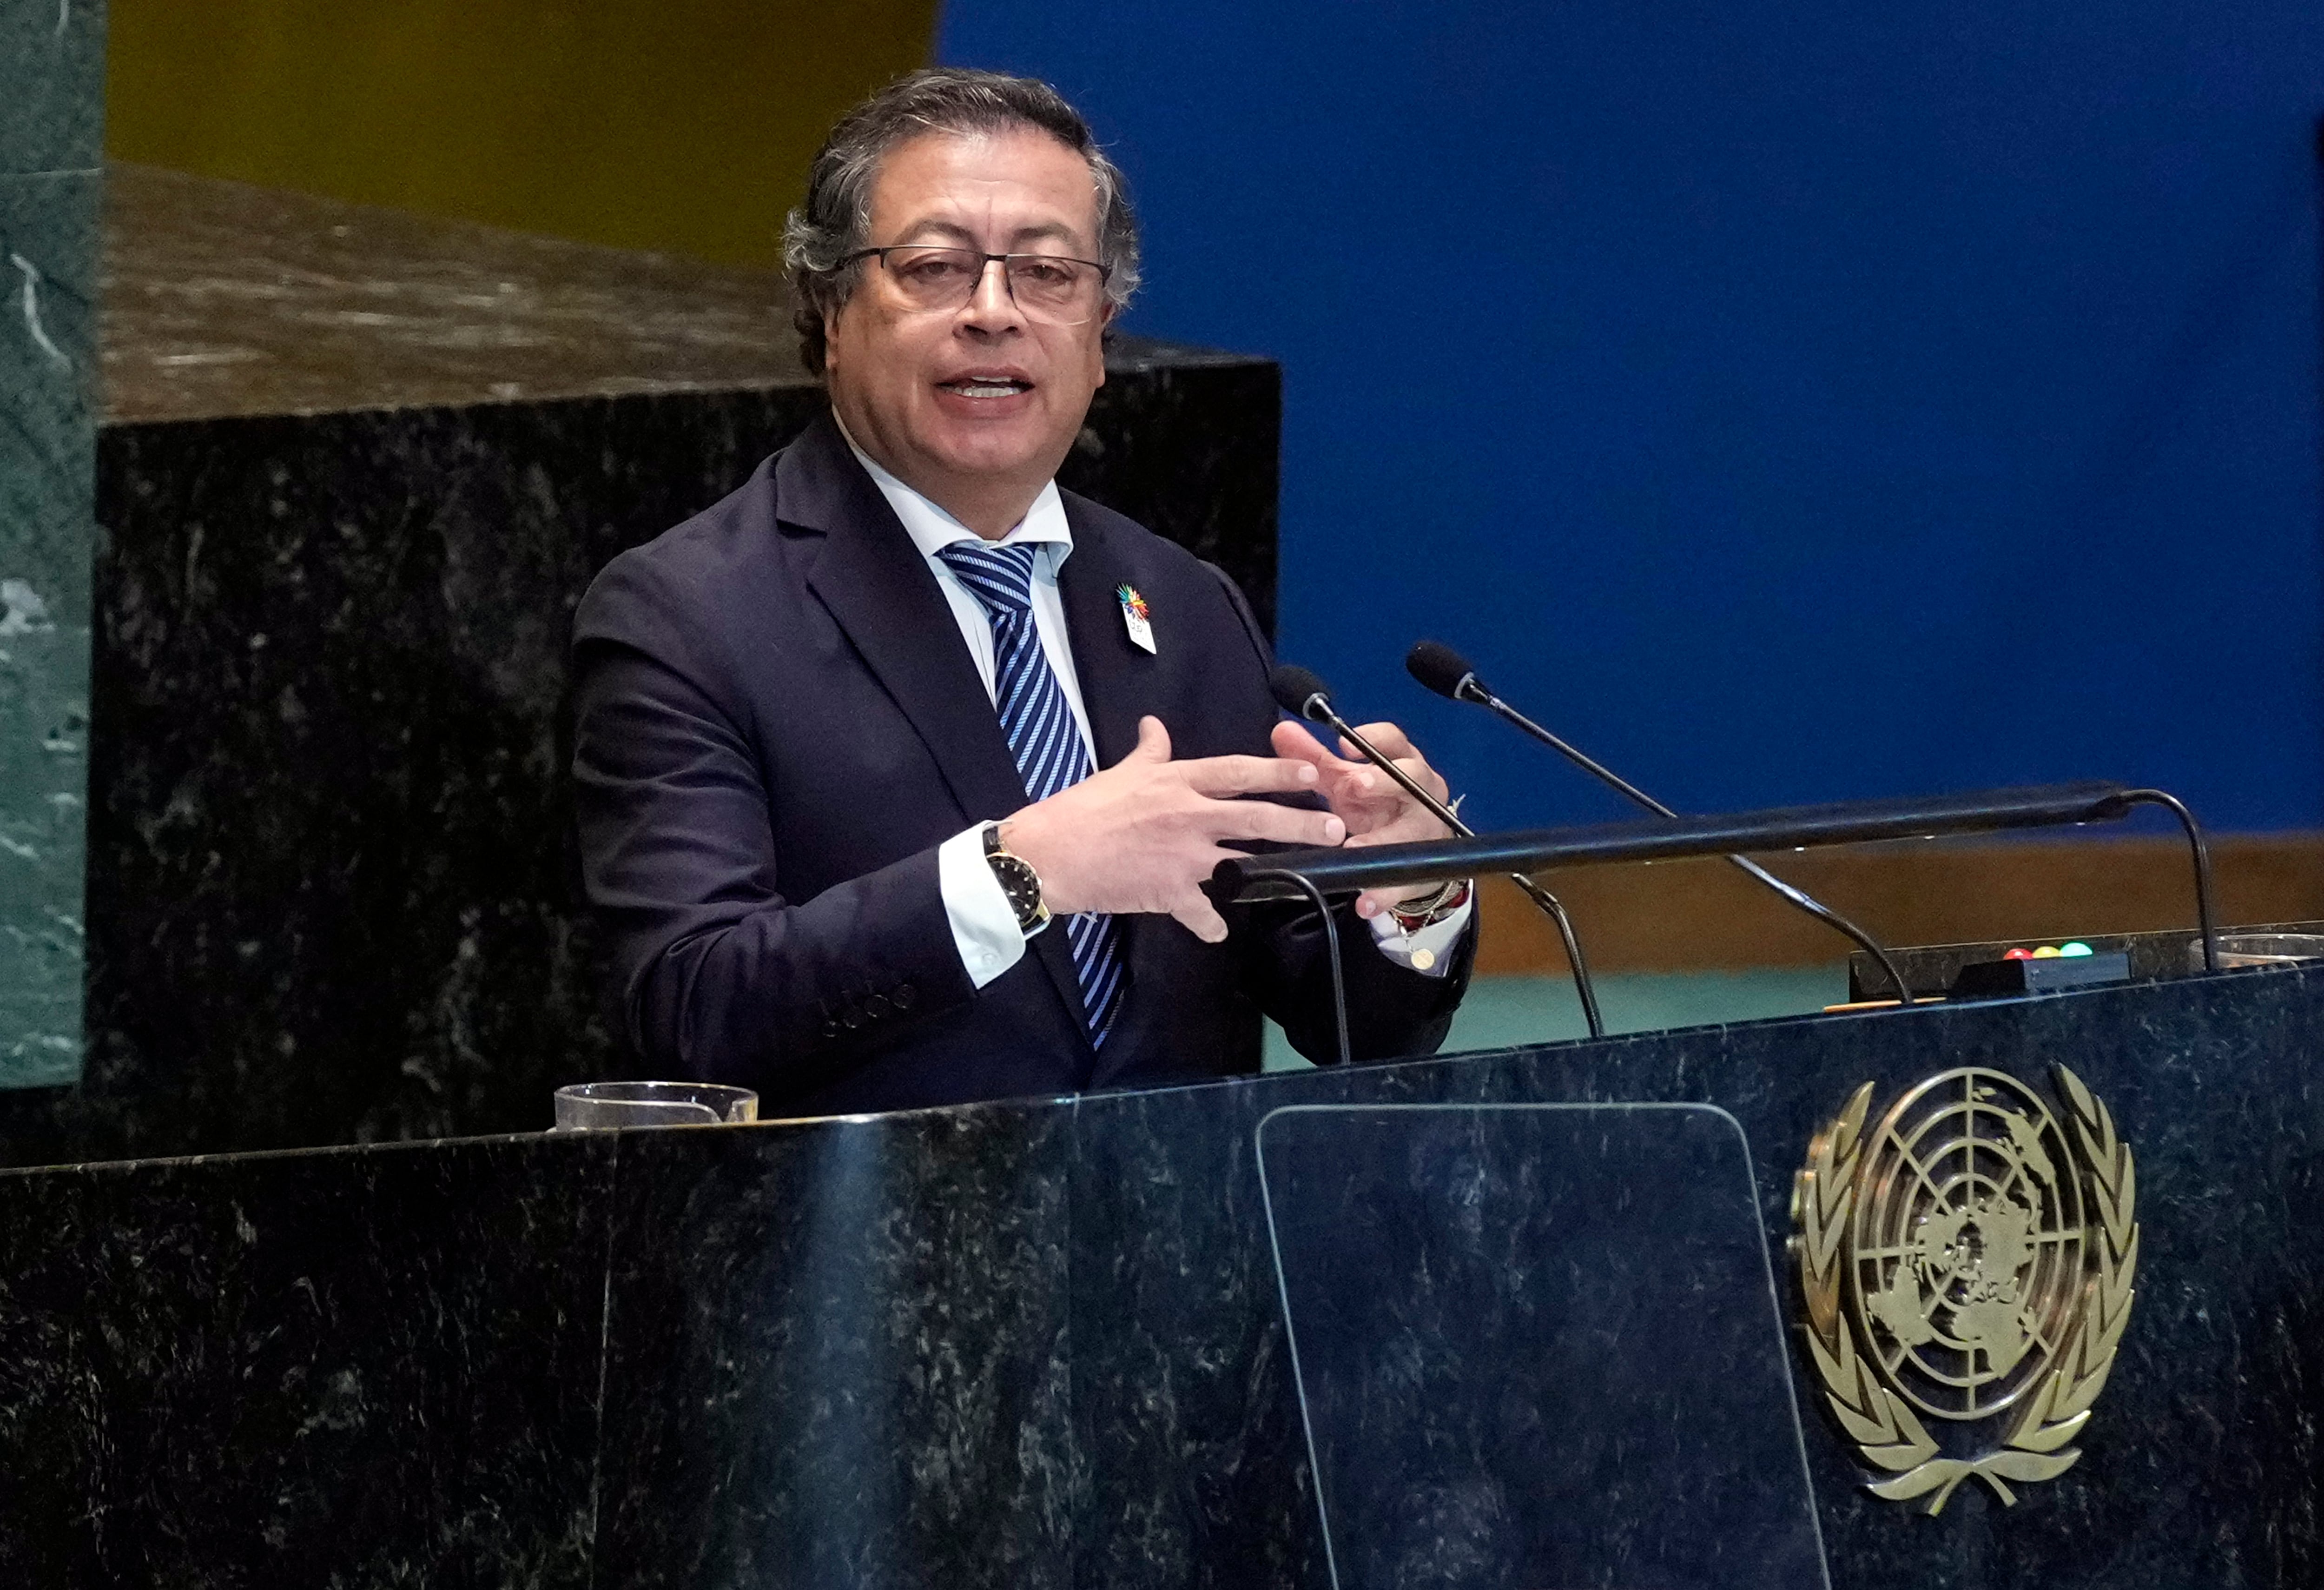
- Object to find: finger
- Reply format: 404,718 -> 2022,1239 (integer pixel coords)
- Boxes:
1122,715 -> 1173,765
1272,723 -> 1388,805
1338,750 -> 1448,806
1203,798 -> 1347,848
1389,752 -> 1450,803
1171,893 -> 1231,944
1343,721 -> 1419,761
1269,719 -> 1345,767
1181,752 -> 1321,796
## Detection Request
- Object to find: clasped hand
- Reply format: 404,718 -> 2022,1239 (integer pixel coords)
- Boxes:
1001,716 -> 1459,943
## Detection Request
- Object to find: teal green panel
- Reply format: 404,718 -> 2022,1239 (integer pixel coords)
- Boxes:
0,0 -> 106,175
0,169 -> 97,1088
1265,966 -> 1851,1071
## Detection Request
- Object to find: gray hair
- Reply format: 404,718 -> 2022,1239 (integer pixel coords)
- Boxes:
782,67 -> 1141,375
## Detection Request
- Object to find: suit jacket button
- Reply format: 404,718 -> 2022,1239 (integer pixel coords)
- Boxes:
865,993 -> 891,1019
843,1006 -> 865,1030
892,983 -> 916,1010
821,1019 -> 840,1040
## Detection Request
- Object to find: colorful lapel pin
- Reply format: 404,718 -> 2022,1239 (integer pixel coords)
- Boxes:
1116,584 -> 1155,654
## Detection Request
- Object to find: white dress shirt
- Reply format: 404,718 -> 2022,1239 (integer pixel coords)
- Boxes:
839,429 -> 1471,991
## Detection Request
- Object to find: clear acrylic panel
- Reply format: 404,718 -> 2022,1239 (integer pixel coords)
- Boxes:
1257,1102 -> 1828,1590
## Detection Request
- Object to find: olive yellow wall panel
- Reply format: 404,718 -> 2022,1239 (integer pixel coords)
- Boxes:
107,0 -> 938,265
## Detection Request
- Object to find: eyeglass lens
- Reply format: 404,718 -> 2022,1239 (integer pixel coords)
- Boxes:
879,248 -> 1103,323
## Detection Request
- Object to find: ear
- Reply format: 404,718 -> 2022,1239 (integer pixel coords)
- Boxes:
820,305 -> 843,377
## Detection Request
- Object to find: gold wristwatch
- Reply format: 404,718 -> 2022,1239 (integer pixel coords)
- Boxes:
982,822 -> 1052,937
1387,879 -> 1472,933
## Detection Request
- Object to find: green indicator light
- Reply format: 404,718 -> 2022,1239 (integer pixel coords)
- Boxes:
2060,941 -> 2094,958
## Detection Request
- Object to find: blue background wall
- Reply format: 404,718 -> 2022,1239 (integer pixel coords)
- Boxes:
940,0 -> 2324,834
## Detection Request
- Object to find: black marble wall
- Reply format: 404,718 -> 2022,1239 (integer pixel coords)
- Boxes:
0,169 -> 1280,1167
2,968 -> 2318,1587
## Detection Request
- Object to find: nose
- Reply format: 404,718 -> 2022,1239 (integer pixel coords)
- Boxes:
960,257 -> 1024,331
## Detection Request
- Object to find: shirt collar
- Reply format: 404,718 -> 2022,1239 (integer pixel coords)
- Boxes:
835,410 -> 1074,566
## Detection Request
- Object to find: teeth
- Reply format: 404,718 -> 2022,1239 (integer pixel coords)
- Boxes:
950,381 -> 1026,398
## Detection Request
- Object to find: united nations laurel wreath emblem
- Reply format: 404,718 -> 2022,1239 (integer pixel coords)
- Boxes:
1789,1066 -> 2139,1514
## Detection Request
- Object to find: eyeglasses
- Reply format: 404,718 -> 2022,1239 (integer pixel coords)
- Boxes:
844,245 -> 1112,325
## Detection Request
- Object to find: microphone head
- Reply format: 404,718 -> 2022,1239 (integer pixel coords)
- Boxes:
1268,664 -> 1335,721
1406,640 -> 1486,702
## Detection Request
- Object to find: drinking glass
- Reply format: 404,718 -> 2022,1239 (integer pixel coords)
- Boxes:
552,1080 -> 758,1130
2190,933 -> 2324,971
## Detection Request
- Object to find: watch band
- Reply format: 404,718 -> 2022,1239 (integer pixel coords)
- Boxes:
1387,878 -> 1472,933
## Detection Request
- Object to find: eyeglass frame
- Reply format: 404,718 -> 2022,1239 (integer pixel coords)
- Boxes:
839,245 -> 1115,321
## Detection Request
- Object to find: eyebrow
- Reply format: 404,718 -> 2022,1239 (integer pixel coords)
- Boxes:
889,217 -> 1089,250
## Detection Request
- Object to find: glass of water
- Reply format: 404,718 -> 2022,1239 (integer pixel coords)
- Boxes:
552,1080 -> 758,1130
2190,933 -> 2324,972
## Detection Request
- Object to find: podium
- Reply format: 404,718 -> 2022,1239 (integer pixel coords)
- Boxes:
1,951 -> 2317,1587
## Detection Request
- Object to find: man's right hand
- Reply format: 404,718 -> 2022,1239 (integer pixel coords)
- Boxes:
1001,716 -> 1346,943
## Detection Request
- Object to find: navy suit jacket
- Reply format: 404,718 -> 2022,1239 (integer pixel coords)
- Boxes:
570,413 -> 1473,1114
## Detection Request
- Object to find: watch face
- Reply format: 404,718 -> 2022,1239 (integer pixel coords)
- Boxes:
988,851 -> 1047,930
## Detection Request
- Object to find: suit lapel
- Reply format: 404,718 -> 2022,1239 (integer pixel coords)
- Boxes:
791,416 -> 1029,823
786,415 -> 1094,1044
1057,501 -> 1163,769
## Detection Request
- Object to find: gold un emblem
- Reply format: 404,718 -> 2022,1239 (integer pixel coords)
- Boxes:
1790,1066 -> 2139,1514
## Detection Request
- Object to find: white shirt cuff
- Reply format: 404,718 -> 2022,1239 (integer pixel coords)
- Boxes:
938,824 -> 1027,989
1367,891 -> 1474,978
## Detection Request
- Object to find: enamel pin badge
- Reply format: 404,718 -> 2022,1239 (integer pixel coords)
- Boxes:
1117,584 -> 1156,654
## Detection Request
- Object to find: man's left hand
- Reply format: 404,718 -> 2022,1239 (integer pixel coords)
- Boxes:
1270,720 -> 1464,921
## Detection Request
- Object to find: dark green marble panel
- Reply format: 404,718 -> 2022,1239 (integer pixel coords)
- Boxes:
0,0 -> 105,176
0,169 -> 95,1089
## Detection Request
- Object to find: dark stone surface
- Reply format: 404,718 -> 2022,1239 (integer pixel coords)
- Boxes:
1847,918 -> 2324,1000
0,168 -> 1280,1157
98,163 -> 802,424
0,968 -> 2317,1586
591,1107 -> 1078,1590
0,1130 -> 615,1587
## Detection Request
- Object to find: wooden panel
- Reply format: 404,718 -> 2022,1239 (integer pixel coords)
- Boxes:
1473,833 -> 2324,974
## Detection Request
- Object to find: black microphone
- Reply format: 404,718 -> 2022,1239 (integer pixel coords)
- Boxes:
1406,640 -> 1916,1002
1268,664 -> 1605,1037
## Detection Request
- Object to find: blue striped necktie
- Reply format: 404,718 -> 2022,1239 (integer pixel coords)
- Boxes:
936,540 -> 1127,1046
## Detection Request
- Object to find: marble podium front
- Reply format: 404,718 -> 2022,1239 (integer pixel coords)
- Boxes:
1,965 -> 2317,1588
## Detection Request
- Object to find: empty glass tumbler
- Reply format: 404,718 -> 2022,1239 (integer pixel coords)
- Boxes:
552,1081 -> 759,1130
2190,933 -> 2324,971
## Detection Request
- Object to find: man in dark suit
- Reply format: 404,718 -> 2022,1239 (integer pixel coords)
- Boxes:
572,69 -> 1476,1114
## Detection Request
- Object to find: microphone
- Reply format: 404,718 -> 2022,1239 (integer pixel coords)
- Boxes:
1405,640 -> 1916,1002
1268,664 -> 1605,1037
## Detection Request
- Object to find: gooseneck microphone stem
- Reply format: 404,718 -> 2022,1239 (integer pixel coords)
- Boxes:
1474,682 -> 1915,1004
1409,643 -> 1916,1004
1285,679 -> 1606,1039
2116,788 -> 2218,974
1245,868 -> 1351,1066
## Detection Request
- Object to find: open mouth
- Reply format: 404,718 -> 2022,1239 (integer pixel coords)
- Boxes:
938,376 -> 1033,399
